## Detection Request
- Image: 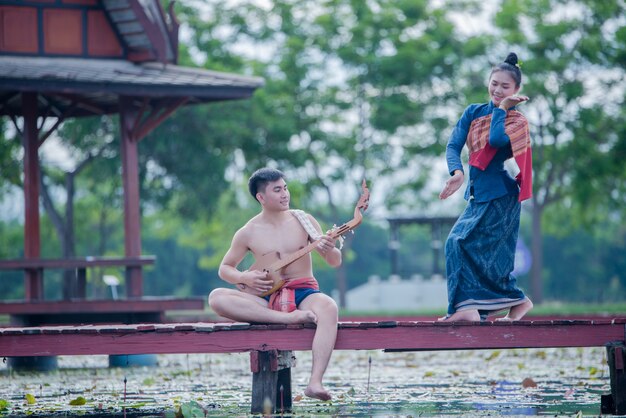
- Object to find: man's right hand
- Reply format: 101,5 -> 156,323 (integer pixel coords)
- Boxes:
240,269 -> 274,294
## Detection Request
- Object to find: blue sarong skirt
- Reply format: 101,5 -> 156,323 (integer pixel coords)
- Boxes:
445,193 -> 527,316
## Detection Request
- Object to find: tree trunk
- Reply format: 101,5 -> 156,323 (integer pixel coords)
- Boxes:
61,173 -> 77,299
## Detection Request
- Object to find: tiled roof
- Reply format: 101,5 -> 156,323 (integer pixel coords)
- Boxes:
0,56 -> 264,117
102,0 -> 177,63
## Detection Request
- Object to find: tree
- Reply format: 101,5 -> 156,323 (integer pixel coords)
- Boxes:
175,0 -> 487,305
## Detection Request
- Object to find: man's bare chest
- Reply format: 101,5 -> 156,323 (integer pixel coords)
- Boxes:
249,218 -> 310,258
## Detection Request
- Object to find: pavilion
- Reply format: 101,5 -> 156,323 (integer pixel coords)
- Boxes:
0,0 -> 263,305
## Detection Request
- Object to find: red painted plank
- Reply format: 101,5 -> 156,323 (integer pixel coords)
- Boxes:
338,322 -> 361,329
530,320 -> 555,325
174,324 -> 195,331
0,321 -> 624,357
0,256 -> 155,270
1,329 -> 25,335
156,324 -> 182,333
267,324 -> 289,330
194,324 -> 216,332
0,297 -> 204,314
41,327 -> 63,335
136,324 -> 156,331
592,319 -> 614,325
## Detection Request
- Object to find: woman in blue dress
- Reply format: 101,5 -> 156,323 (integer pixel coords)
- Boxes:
439,52 -> 534,322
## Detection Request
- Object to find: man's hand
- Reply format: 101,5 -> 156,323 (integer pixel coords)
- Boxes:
316,234 -> 342,267
499,95 -> 529,110
241,269 -> 274,294
439,170 -> 464,200
316,235 -> 336,256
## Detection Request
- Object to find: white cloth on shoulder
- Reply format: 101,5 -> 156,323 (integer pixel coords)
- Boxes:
290,209 -> 322,241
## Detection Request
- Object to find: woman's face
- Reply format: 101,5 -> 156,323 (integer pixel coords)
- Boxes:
488,70 -> 520,106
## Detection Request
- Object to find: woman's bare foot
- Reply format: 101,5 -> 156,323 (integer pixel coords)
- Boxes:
288,309 -> 317,324
304,383 -> 332,401
495,298 -> 533,321
438,310 -> 480,322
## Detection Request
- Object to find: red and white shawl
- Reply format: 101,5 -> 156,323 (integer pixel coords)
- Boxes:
467,110 -> 533,202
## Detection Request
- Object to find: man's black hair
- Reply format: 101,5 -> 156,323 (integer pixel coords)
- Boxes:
248,168 -> 286,202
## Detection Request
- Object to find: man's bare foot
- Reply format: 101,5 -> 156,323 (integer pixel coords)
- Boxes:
304,384 -> 332,401
288,309 -> 317,324
438,310 -> 480,322
495,298 -> 533,321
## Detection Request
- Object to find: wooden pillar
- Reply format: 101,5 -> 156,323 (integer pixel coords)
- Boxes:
119,96 -> 143,298
602,341 -> 626,415
250,350 -> 294,414
22,92 -> 43,300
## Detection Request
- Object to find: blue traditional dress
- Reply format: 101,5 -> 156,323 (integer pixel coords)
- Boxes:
444,101 -> 532,318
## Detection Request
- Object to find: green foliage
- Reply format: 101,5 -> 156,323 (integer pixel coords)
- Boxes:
177,400 -> 205,418
1,0 -> 625,304
0,221 -> 25,299
0,120 -> 21,190
68,396 -> 87,406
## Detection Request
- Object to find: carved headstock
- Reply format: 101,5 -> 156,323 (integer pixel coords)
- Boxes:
329,179 -> 370,239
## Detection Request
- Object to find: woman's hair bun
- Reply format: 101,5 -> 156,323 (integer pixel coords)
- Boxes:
504,52 -> 518,66
492,52 -> 522,86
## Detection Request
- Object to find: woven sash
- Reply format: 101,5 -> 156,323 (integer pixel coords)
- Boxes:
268,277 -> 319,313
467,110 -> 533,202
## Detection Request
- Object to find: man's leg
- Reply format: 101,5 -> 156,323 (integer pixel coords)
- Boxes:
208,288 -> 316,324
297,293 -> 338,401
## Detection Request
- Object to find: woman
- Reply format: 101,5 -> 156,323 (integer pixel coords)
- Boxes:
439,52 -> 534,322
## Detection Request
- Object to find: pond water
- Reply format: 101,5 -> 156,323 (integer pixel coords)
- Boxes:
0,347 -> 610,417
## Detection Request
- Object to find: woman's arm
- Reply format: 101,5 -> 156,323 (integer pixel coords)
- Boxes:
490,95 -> 529,148
441,106 -> 471,199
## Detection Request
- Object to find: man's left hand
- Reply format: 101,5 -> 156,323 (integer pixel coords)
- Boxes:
317,235 -> 336,256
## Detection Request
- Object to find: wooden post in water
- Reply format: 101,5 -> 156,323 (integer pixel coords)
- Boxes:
602,341 -> 626,415
250,350 -> 294,414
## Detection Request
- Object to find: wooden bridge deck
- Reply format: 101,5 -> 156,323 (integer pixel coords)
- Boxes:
2,318 -> 625,415
1,318 -> 624,357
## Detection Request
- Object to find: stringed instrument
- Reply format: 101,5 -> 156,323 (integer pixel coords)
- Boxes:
237,179 -> 370,297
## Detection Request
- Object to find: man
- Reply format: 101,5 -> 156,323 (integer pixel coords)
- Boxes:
208,167 -> 341,401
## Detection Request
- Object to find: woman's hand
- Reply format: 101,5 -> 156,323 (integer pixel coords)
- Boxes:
439,170 -> 464,200
499,95 -> 529,110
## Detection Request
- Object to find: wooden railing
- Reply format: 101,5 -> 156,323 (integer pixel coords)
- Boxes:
0,256 -> 156,300
0,256 -> 204,325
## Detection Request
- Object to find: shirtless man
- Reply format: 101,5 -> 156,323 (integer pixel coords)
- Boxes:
208,167 -> 341,401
